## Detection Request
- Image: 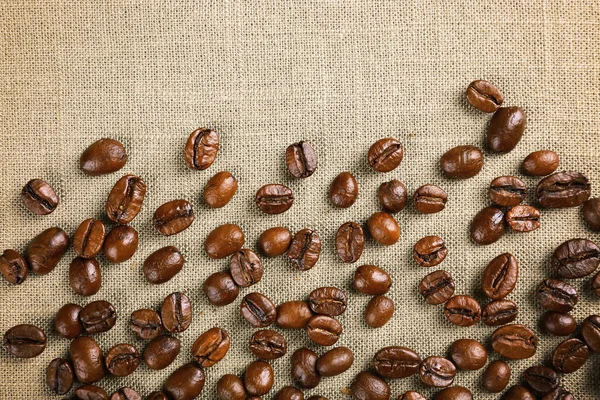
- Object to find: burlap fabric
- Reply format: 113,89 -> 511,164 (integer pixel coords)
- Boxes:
1,1 -> 599,399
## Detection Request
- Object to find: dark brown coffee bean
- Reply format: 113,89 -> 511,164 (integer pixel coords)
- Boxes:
470,206 -> 505,245
581,315 -> 600,352
443,295 -> 481,327
257,227 -> 291,257
542,387 -> 574,400
364,295 -> 394,328
522,150 -> 560,176
129,309 -> 162,340
552,338 -> 589,373
482,300 -> 518,326
552,238 -> 600,279
244,360 -> 274,396
335,221 -> 364,263
75,385 -> 109,400
286,141 -> 317,178
433,386 -> 473,400
55,303 -> 84,339
230,249 -> 263,287
0,249 -> 28,284
153,199 -> 194,236
161,292 -> 192,333
353,264 -> 392,295
163,362 -> 205,400
399,391 -> 427,400
541,312 -> 576,336
418,270 -> 455,305
537,279 -> 578,313
368,212 -> 400,245
70,336 -> 105,383
507,205 -> 541,232
378,179 -> 407,213
275,386 -> 304,400
143,246 -> 185,284
316,346 -> 353,377
240,292 -> 277,327
536,171 -> 591,208
482,360 -> 511,393
306,315 -> 342,346
105,343 -> 140,377
276,301 -> 314,329
110,387 -> 141,400
449,339 -> 487,370
103,225 -> 138,263
481,253 -> 519,300
25,227 -> 69,275
582,197 -> 600,231
373,346 -> 420,379
191,327 -> 230,367
203,271 -> 239,306
501,385 -> 536,400
288,228 -> 322,270
291,347 -> 321,389
216,374 -> 247,400
593,271 -> 600,298
491,324 -> 538,359
368,138 -> 404,172
351,371 -> 391,400
414,184 -> 448,214
487,107 -> 526,153
329,172 -> 359,208
69,257 -> 102,296
249,329 -> 286,360
3,324 -> 46,358
440,145 -> 483,179
80,138 -> 127,175
21,179 -> 59,215
466,80 -> 504,112
309,287 -> 347,316
184,127 -> 219,170
204,171 -> 238,208
256,184 -> 294,214
205,224 -> 246,260
80,300 -> 117,334
143,334 -> 181,370
489,176 -> 527,207
523,365 -> 559,394
105,175 -> 146,224
413,235 -> 447,267
47,358 -> 74,395
419,356 -> 456,387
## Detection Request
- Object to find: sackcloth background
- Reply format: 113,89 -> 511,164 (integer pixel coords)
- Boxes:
1,1 -> 599,399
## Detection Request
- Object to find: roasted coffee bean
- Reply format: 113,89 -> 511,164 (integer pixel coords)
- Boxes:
69,257 -> 102,296
306,315 -> 342,346
129,309 -> 162,340
433,386 -> 473,400
418,270 -> 455,305
25,227 -> 69,275
466,80 -> 504,112
256,184 -> 294,214
291,347 -> 321,389
110,387 -> 141,400
21,179 -> 59,215
489,176 -> 527,207
413,235 -> 448,267
368,138 -> 404,172
143,335 -> 181,370
482,360 -> 511,393
216,374 -> 247,400
364,295 -> 394,328
542,387 -> 574,400
378,179 -> 407,213
288,229 -> 322,270
105,174 -> 146,224
581,315 -> 600,352
552,238 -> 600,279
74,385 -> 109,400
70,336 -> 105,383
470,206 -> 505,245
373,346 -> 420,379
541,312 -> 576,336
443,295 -> 481,327
191,327 -> 230,367
536,171 -> 591,208
537,279 -> 578,313
440,145 -> 483,179
491,324 -> 538,359
335,221 -> 364,263
258,227 -> 291,257
3,324 -> 46,358
103,225 -> 138,263
105,343 -> 141,377
184,127 -> 219,170
205,223 -> 245,259
286,141 -> 317,178
419,356 -> 456,387
46,358 -> 74,395
482,300 -> 518,326
143,246 -> 185,284
449,339 -> 487,370
204,171 -> 238,208
368,212 -> 400,245
593,271 -> 600,297
249,329 -> 286,360
309,287 -> 347,316
487,107 -> 526,153
240,292 -> 277,327
244,361 -> 274,396
316,346 -> 353,377
481,253 -> 518,300
80,138 -> 127,175
161,292 -> 192,333
350,371 -> 391,400
276,301 -> 314,329
414,184 -> 448,213
80,300 -> 117,334
153,199 -> 194,236
203,271 -> 239,306
399,391 -> 427,400
552,338 -> 589,373
163,362 -> 205,400
55,303 -> 83,339
501,385 -> 536,400
523,365 -> 559,394
329,172 -> 359,208
0,249 -> 28,284
275,386 -> 304,400
582,197 -> 600,231
522,150 -> 560,176
507,205 -> 541,232
230,249 -> 263,287
353,264 -> 392,295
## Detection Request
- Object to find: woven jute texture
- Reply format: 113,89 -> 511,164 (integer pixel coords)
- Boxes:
1,1 -> 600,399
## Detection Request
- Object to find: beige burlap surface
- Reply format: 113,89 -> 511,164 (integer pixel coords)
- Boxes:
1,1 -> 600,399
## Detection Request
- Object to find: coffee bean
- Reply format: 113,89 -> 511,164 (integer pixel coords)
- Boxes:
286,141 -> 317,178
350,371 -> 391,400
552,338 -> 589,373
335,221 -> 364,263
481,253 -> 519,300
506,205 -> 541,232
79,300 -> 116,335
541,311 -> 576,336
413,235 -> 448,267
105,175 -> 146,224
288,228 -> 322,270
399,391 -> 427,400
46,358 -> 74,395
582,198 -> 600,231
55,303 -> 84,339
257,227 -> 291,257
440,145 -> 483,179
414,184 -> 448,214
466,80 -> 504,112
482,300 -> 518,326
309,287 -> 347,316
192,327 -> 230,367
482,360 -> 511,393
69,257 -> 102,296
163,362 -> 205,400
0,249 -> 28,284
368,212 -> 400,245
443,295 -> 481,327
470,206 -> 505,245
249,329 -> 286,360
487,107 -> 526,153
552,238 -> 600,279
489,176 -> 527,207
217,374 -> 247,400
203,271 -> 239,306
364,295 -> 394,328
433,386 -> 473,400
523,365 -> 559,394
536,171 -> 591,208
491,324 -> 538,359
449,339 -> 487,370
21,179 -> 59,215
255,184 -> 294,214
316,346 -> 353,377
542,387 -> 574,400
581,315 -> 600,352
205,223 -> 245,259
306,315 -> 342,346
373,346 -> 420,379
244,361 -> 274,396
105,343 -> 141,377
70,336 -> 105,383
378,179 -> 407,213
161,292 -> 192,333
419,356 -> 456,387
103,225 -> 138,263
184,127 -> 219,170
3,324 -> 46,358
153,199 -> 194,236
25,227 -> 69,275
522,150 -> 560,176
143,334 -> 180,370
75,385 -> 109,400
275,386 -> 304,400
537,279 -> 578,313
143,246 -> 184,284
240,292 -> 277,327
110,387 -> 141,400
353,264 -> 392,295
593,271 -> 600,298
501,385 -> 536,400
418,270 -> 455,305
291,347 -> 321,389
276,301 -> 314,329
230,249 -> 263,287
368,138 -> 404,172
80,138 -> 127,175
329,172 -> 359,208
129,309 -> 162,340
204,171 -> 238,208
